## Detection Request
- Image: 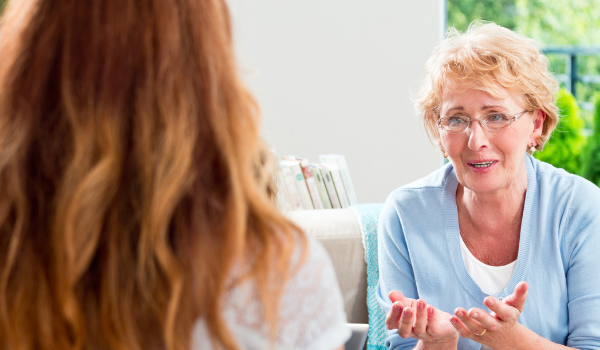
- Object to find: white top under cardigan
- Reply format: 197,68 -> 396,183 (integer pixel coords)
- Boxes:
459,236 -> 516,296
460,236 -> 516,350
192,237 -> 351,350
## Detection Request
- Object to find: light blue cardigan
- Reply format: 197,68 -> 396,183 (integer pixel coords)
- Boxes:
376,155 -> 600,350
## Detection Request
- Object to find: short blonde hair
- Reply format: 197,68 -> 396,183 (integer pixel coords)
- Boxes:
415,22 -> 559,152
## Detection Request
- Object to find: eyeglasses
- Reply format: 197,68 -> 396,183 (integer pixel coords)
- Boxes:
437,110 -> 529,133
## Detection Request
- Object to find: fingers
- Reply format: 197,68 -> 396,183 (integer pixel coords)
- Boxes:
483,297 -> 519,321
424,305 -> 438,334
503,281 -> 529,312
514,281 -> 529,299
412,300 -> 429,337
450,284 -> 530,341
386,293 -> 457,342
398,306 -> 416,338
452,307 -> 487,337
467,307 -> 499,332
450,315 -> 471,338
386,290 -> 415,330
389,290 -> 408,304
385,301 -> 404,330
388,290 -> 413,309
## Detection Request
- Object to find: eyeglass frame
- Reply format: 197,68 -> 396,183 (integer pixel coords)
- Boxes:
436,110 -> 530,133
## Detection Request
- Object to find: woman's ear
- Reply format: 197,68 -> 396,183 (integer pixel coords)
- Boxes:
439,142 -> 448,158
532,109 -> 546,137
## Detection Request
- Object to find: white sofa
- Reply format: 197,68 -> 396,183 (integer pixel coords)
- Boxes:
287,209 -> 369,324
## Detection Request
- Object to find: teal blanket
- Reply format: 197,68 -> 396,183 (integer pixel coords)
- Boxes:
352,203 -> 386,350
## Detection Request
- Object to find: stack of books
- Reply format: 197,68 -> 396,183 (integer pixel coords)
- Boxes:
276,154 -> 358,211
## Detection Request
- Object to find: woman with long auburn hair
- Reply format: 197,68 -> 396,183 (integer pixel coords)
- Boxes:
0,0 -> 350,349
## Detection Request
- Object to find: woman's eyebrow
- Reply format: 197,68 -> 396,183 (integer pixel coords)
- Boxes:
444,104 -> 507,115
481,104 -> 506,111
445,106 -> 465,114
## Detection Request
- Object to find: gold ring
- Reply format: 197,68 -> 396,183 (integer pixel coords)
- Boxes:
474,328 -> 487,336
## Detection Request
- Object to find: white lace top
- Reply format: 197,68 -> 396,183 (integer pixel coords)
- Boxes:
191,237 -> 351,350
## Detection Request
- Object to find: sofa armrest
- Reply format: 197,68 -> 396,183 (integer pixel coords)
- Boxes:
287,209 -> 368,324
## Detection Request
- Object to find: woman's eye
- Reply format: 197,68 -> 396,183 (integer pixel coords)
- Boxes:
448,116 -> 466,125
487,113 -> 509,122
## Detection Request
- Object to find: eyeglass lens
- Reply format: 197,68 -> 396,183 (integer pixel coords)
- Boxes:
441,113 -> 512,132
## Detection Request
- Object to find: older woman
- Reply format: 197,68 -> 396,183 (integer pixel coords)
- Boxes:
377,22 -> 600,350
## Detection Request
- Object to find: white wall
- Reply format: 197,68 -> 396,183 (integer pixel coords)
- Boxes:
229,1 -> 445,203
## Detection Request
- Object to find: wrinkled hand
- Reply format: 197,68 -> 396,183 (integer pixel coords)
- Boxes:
385,291 -> 458,345
451,281 -> 530,347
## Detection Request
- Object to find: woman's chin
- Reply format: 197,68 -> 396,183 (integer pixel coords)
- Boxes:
460,176 -> 506,194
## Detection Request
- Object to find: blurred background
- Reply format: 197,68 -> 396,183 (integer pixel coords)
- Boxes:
228,0 -> 444,203
2,0 -> 597,202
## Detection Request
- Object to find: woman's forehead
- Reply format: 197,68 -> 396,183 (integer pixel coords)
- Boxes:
441,82 -> 524,111
442,79 -> 507,96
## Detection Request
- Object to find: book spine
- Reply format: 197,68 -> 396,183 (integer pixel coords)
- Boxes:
330,168 -> 350,208
320,165 -> 341,209
289,163 -> 314,210
300,159 -> 323,209
275,170 -> 293,211
333,156 -> 358,205
319,155 -> 358,205
310,167 -> 332,209
280,166 -> 303,210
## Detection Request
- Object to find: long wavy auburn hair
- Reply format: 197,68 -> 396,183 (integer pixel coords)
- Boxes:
0,0 -> 302,349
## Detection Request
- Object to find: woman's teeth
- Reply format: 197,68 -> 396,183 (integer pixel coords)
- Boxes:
471,161 -> 494,168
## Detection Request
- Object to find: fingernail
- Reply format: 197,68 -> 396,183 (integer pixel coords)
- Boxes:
450,320 -> 456,326
417,300 -> 424,310
427,306 -> 434,315
472,312 -> 479,318
393,303 -> 401,312
404,309 -> 412,317
457,311 -> 464,317
486,299 -> 495,306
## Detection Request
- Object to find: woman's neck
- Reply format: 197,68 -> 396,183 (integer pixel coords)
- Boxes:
456,163 -> 528,236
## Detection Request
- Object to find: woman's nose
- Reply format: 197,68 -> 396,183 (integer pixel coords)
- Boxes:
467,119 -> 489,151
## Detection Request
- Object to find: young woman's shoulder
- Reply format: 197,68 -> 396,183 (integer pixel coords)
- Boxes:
192,236 -> 350,350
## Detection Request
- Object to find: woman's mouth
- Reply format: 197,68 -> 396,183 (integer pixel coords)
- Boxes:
469,161 -> 495,168
467,160 -> 498,171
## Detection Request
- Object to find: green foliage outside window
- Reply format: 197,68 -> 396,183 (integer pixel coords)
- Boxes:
581,94 -> 600,186
448,0 -> 600,45
447,0 -> 518,33
534,89 -> 586,175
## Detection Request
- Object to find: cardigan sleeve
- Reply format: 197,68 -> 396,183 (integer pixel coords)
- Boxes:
563,180 -> 600,350
376,193 -> 419,350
